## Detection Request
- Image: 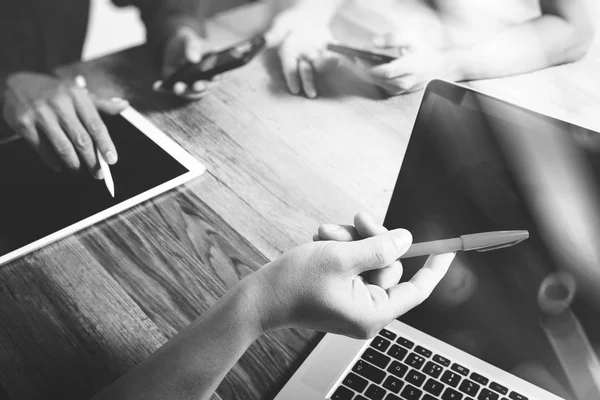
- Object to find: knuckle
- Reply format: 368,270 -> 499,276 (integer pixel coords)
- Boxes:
405,282 -> 425,307
54,143 -> 73,159
322,242 -> 346,268
87,118 -> 107,136
370,239 -> 387,266
14,113 -> 33,129
73,131 -> 92,150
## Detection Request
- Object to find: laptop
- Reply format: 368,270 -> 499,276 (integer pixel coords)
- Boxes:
274,80 -> 600,400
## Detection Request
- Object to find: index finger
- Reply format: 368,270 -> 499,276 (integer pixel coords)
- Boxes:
71,88 -> 117,164
387,252 -> 456,315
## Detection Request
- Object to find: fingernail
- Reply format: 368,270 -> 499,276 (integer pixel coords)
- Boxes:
321,224 -> 340,231
188,50 -> 202,63
153,80 -> 163,91
192,81 -> 207,92
105,150 -> 118,164
391,229 -> 413,249
110,97 -> 128,105
307,90 -> 317,99
75,75 -> 87,88
174,82 -> 187,95
94,169 -> 104,180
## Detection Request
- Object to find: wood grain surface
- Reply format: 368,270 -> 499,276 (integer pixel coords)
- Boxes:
1,1 -> 599,400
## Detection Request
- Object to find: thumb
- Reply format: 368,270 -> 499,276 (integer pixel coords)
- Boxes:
343,229 -> 412,274
93,96 -> 129,115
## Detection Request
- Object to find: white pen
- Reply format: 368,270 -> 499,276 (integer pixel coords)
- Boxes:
96,147 -> 115,197
75,75 -> 115,197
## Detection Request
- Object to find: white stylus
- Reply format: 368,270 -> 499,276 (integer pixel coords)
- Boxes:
96,147 -> 115,197
75,75 -> 115,198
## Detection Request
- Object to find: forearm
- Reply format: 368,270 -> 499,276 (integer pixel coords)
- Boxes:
451,14 -> 594,81
91,277 -> 265,400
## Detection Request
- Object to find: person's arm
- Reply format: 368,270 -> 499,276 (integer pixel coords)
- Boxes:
363,0 -> 595,95
451,0 -> 595,80
91,280 -> 263,400
90,213 -> 455,400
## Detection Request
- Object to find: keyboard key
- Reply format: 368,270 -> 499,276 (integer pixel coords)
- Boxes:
365,384 -> 387,400
489,382 -> 508,395
470,372 -> 489,386
387,361 -> 409,378
383,376 -> 404,394
400,384 -> 422,400
355,396 -> 368,400
478,389 -> 499,400
405,369 -> 426,387
362,348 -> 391,369
342,372 -> 369,393
353,360 -> 386,384
442,387 -> 464,400
451,363 -> 469,376
423,378 -> 445,396
433,354 -> 451,367
458,379 -> 480,396
371,336 -> 392,352
423,361 -> 443,378
441,370 -> 461,387
380,329 -> 397,341
423,395 -> 438,400
331,386 -> 354,400
508,392 -> 528,400
405,353 -> 426,369
384,394 -> 401,400
387,344 -> 408,361
414,345 -> 433,358
397,337 -> 414,349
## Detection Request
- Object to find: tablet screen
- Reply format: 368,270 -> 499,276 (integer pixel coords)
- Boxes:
0,111 -> 201,264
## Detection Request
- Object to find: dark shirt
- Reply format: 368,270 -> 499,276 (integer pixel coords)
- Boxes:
0,0 -> 208,91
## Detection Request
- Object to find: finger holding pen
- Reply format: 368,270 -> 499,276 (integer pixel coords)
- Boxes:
316,212 -> 405,290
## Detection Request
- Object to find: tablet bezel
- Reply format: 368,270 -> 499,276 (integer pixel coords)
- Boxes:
0,107 -> 206,266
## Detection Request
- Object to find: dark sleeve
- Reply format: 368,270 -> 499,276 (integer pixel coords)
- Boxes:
1,69 -> 11,112
113,0 -> 211,59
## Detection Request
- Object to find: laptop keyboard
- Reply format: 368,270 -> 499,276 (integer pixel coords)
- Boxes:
330,328 -> 529,400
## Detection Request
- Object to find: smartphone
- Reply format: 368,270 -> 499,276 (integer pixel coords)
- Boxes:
162,35 -> 267,90
327,43 -> 396,65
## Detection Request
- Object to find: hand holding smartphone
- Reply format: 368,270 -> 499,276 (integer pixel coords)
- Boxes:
326,43 -> 397,65
160,35 -> 267,92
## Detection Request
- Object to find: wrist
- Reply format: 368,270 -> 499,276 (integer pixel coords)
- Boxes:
445,47 -> 467,82
240,261 -> 292,334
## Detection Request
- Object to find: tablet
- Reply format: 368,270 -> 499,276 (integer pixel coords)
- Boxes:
0,108 -> 205,266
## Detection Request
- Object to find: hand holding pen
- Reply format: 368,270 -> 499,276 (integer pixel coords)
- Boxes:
314,213 -> 528,289
2,71 -> 127,180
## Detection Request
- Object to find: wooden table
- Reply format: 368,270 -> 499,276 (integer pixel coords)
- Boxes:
1,2 -> 599,400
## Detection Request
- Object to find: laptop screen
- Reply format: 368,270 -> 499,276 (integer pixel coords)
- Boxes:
384,80 -> 600,399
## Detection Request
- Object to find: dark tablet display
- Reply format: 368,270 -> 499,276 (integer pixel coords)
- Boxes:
0,111 -> 201,264
385,80 -> 600,399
